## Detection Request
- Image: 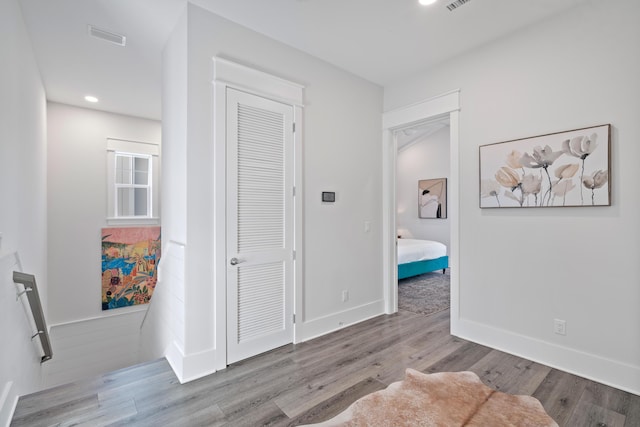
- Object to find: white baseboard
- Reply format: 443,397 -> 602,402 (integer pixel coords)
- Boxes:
165,341 -> 218,384
297,299 -> 385,343
165,341 -> 185,382
0,381 -> 16,427
455,318 -> 640,396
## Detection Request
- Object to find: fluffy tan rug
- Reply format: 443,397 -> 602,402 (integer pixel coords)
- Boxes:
302,369 -> 558,427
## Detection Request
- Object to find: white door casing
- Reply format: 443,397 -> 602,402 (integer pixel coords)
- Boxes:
212,57 -> 303,370
381,90 -> 460,333
226,88 -> 295,364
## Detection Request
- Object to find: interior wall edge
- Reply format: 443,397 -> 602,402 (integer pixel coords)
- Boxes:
164,341 -> 218,384
0,381 -> 16,427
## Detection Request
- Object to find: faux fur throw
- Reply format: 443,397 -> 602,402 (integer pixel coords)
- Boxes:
302,369 -> 558,427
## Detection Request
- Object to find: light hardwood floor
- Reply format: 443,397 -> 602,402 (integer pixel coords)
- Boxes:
12,309 -> 640,426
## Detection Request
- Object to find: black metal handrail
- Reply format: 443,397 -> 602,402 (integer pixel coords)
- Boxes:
12,271 -> 52,363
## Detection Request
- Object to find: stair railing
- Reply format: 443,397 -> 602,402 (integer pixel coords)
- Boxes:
12,272 -> 52,363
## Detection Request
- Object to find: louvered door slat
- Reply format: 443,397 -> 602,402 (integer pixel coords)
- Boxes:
237,262 -> 285,342
237,102 -> 285,253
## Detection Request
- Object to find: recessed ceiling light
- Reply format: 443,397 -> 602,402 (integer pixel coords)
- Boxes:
85,95 -> 99,103
419,0 -> 438,5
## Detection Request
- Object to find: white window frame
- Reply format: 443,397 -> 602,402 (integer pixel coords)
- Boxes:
114,152 -> 153,217
107,138 -> 160,225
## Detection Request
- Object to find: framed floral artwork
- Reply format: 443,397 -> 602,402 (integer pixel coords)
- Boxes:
479,124 -> 611,208
419,178 -> 447,218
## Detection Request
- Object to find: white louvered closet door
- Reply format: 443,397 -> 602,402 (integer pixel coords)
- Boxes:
226,88 -> 295,364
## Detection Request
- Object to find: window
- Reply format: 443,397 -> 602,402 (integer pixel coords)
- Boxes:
115,153 -> 152,217
107,139 -> 160,224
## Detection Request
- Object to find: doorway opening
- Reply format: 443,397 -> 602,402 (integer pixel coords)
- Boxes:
394,117 -> 451,316
381,90 -> 460,334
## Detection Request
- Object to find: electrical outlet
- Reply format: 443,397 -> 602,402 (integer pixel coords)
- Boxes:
554,319 -> 566,335
364,221 -> 371,233
342,290 -> 349,302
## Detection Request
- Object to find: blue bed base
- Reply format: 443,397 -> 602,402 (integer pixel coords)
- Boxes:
398,256 -> 448,280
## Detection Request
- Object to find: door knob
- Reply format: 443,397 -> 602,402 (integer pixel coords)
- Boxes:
230,257 -> 241,266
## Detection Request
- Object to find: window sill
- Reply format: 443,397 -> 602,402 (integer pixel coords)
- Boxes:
106,217 -> 160,226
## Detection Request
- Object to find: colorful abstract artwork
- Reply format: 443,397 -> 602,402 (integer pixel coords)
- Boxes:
101,226 -> 161,310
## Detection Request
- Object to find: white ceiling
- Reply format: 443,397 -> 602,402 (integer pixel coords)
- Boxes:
19,0 -> 589,121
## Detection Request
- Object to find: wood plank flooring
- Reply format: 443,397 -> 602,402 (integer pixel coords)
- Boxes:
12,309 -> 640,426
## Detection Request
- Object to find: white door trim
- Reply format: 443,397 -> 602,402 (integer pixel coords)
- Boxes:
213,57 -> 304,370
381,90 -> 461,334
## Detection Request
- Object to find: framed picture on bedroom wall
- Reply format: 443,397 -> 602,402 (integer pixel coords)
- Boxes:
479,124 -> 611,208
419,178 -> 447,219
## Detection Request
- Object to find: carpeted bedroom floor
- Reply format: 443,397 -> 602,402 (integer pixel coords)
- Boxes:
398,269 -> 450,316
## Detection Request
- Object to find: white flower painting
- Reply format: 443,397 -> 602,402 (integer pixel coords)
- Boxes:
479,124 -> 611,208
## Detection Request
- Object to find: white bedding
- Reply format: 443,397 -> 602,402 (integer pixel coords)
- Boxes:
397,239 -> 447,265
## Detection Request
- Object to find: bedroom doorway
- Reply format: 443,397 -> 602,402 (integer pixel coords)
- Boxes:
395,117 -> 451,316
381,90 -> 460,334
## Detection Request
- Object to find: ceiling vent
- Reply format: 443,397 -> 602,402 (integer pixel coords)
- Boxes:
446,0 -> 471,11
88,25 -> 126,46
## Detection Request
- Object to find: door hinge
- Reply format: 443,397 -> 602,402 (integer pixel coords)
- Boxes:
292,250 -> 296,261
293,313 -> 296,323
293,122 -> 296,133
292,186 -> 296,197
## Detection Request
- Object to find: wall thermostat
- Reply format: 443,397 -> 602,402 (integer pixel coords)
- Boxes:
322,192 -> 336,202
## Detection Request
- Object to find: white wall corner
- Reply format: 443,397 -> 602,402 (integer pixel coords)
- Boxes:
165,341 -> 218,384
165,340 -> 185,382
297,300 -> 385,343
0,381 -> 16,427
455,319 -> 640,396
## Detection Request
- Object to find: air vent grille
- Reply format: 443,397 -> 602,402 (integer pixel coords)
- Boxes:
88,25 -> 126,46
446,0 -> 471,11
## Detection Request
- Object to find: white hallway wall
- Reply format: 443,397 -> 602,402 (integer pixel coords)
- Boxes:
157,4 -> 384,380
139,11 -> 188,370
46,102 -> 161,387
0,0 -> 47,422
385,0 -> 640,393
396,126 -> 450,249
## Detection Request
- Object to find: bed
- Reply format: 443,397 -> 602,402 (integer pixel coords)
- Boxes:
397,238 -> 448,280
